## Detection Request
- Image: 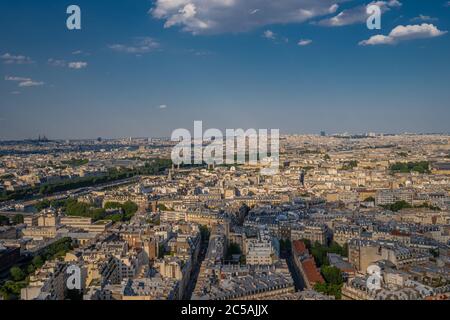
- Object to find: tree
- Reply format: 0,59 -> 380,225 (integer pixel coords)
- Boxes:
122,201 -> 138,218
10,267 -> 25,282
104,201 -> 138,221
27,264 -> 36,274
0,215 -> 9,226
321,266 -> 343,285
104,202 -> 122,210
32,255 -> 44,268
1,280 -> 27,300
314,282 -> 343,300
390,161 -> 430,174
12,214 -> 24,225
199,225 -> 210,242
35,199 -> 51,211
381,200 -> 412,212
310,241 -> 347,266
301,239 -> 312,250
341,160 -> 358,170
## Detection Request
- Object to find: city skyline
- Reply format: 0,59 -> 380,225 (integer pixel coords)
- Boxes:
1,0 -> 450,139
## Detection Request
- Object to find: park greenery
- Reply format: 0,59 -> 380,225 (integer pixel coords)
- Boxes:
300,240 -> 347,299
381,200 -> 441,212
341,160 -> 358,171
390,161 -> 430,174
0,237 -> 73,300
104,201 -> 139,222
0,158 -> 172,202
35,198 -> 139,222
314,265 -> 344,299
302,240 -> 348,267
0,214 -> 24,226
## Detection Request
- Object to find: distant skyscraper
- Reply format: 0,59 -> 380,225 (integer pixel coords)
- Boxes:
320,131 -> 326,137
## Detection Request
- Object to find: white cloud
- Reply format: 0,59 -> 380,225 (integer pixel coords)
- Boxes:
48,59 -> 89,69
1,53 -> 34,64
359,34 -> 395,45
445,1 -> 450,7
359,23 -> 447,45
5,75 -> 44,87
5,76 -> 31,81
410,15 -> 438,23
18,80 -> 44,87
158,104 -> 168,109
263,30 -> 276,39
11,91 -> 21,95
109,37 -> 160,54
150,0 -> 348,34
316,1 -> 401,27
298,39 -> 312,46
48,58 -> 67,67
68,61 -> 88,69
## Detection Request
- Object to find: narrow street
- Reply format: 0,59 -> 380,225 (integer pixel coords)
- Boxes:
183,235 -> 209,299
281,247 -> 305,292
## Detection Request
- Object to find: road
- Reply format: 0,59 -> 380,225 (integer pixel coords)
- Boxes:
183,237 -> 209,299
282,250 -> 305,291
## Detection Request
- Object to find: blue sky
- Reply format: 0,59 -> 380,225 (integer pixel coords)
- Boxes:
0,0 -> 449,140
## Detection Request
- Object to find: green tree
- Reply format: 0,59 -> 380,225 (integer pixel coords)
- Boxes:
381,200 -> 412,212
10,266 -> 25,282
122,201 -> 138,218
35,199 -> 51,211
314,282 -> 343,299
301,238 -> 312,250
0,215 -> 9,225
32,255 -> 44,268
341,160 -> 358,170
27,264 -> 36,274
12,214 -> 24,225
321,266 -> 343,285
390,161 -> 430,174
0,280 -> 27,300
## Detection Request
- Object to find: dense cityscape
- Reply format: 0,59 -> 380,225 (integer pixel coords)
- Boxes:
0,133 -> 449,300
1,0 -> 450,310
